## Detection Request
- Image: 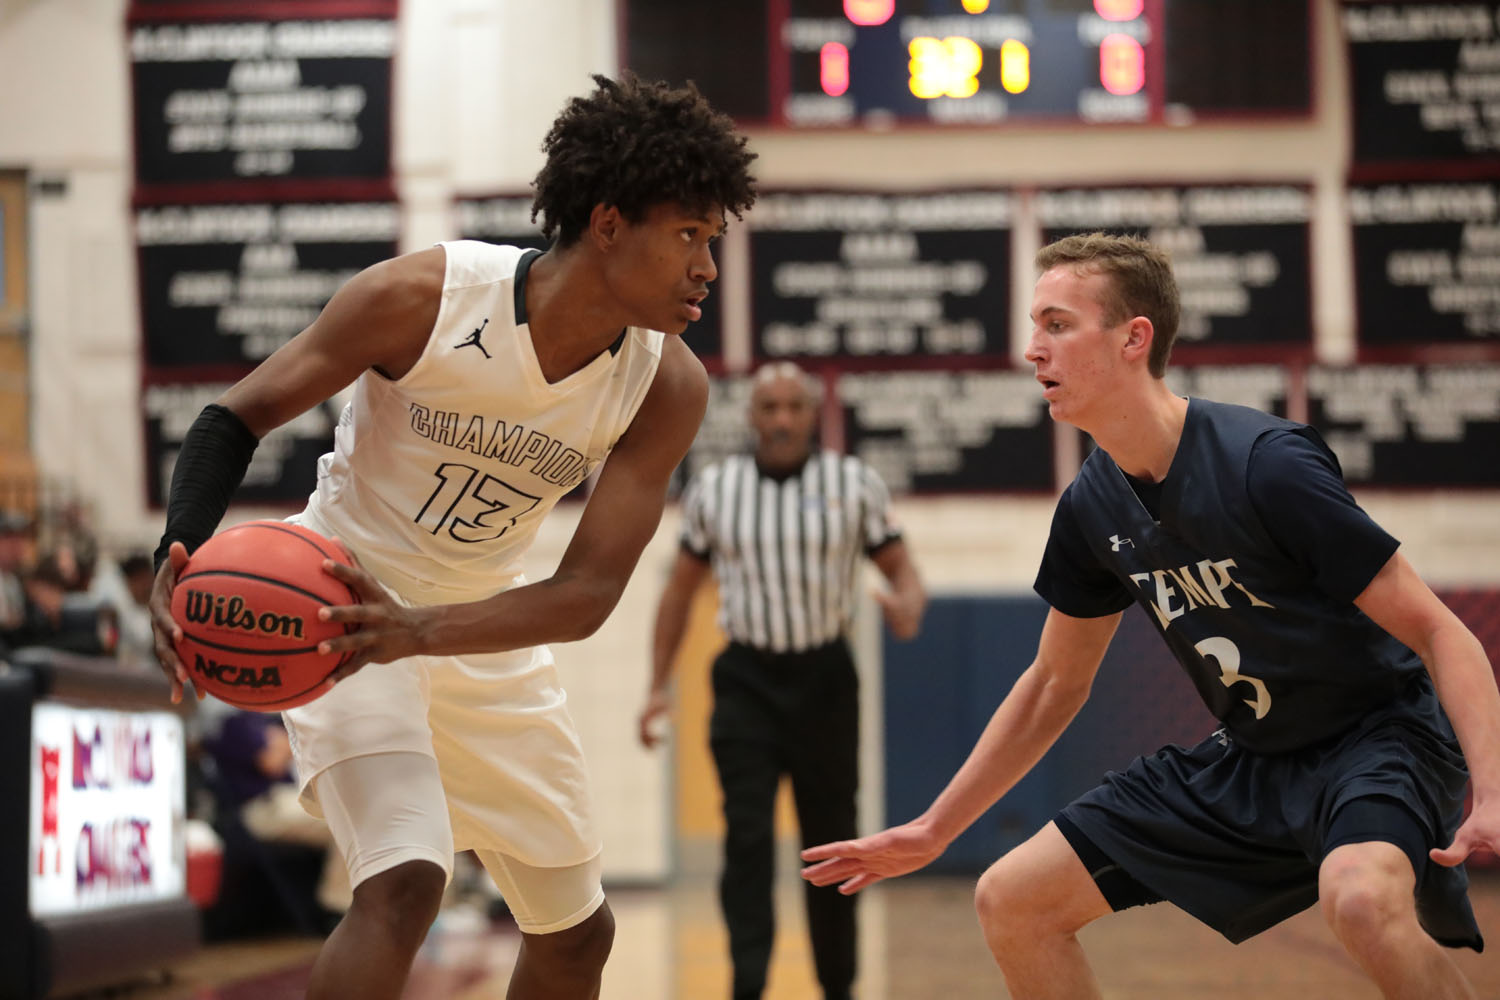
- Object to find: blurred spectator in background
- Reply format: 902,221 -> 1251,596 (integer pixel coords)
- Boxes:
0,512 -> 29,634
1,551 -> 116,657
117,553 -> 157,669
49,529 -> 96,592
91,551 -> 157,671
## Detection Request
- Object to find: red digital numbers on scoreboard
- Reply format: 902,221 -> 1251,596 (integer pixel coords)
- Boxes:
844,0 -> 893,28
821,42 -> 850,97
1094,0 -> 1144,21
1099,33 -> 1145,96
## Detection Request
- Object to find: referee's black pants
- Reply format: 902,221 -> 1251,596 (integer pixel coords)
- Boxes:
709,639 -> 859,1000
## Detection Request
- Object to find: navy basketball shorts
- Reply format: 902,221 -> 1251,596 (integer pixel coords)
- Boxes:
1055,708 -> 1483,950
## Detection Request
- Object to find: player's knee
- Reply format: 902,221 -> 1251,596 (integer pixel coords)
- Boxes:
974,861 -> 1034,942
1319,845 -> 1413,945
352,860 -> 447,942
525,902 -> 615,978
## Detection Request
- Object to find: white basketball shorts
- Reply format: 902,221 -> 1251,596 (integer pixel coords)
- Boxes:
279,513 -> 601,871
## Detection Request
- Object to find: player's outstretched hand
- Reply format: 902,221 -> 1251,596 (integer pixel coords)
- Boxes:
800,820 -> 946,895
1430,798 -> 1500,867
148,541 -> 195,704
316,554 -> 426,683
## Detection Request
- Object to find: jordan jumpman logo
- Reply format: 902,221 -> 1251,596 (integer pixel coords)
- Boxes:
457,319 -> 491,359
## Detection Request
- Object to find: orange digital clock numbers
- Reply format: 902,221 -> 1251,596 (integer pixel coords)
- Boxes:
1000,39 -> 1030,94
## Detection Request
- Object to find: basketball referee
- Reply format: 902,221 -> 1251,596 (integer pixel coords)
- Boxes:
638,361 -> 926,1000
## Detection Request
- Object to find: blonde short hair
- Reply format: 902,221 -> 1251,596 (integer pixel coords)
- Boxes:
1035,232 -> 1181,377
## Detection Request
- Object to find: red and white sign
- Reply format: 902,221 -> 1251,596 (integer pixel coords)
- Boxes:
28,704 -> 187,917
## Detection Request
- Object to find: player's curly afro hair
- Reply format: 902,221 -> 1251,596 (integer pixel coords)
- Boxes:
531,73 -> 757,247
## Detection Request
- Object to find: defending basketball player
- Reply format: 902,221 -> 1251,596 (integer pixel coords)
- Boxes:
801,233 -> 1500,1000
148,74 -> 757,1000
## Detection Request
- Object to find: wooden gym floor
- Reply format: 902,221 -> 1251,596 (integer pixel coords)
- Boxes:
66,865 -> 1500,999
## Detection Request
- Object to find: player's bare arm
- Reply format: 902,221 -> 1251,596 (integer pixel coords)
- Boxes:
217,247 -> 446,435
639,547 -> 713,747
801,608 -> 1119,893
146,248 -> 446,699
318,334 -> 710,675
871,539 -> 926,641
1353,549 -> 1500,865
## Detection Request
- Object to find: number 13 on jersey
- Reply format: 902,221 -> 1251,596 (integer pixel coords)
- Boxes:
415,462 -> 541,543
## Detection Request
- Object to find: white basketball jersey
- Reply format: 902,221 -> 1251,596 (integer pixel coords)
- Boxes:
306,240 -> 664,601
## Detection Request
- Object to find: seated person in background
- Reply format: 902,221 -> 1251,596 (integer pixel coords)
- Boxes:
90,552 -> 157,671
0,512 -> 31,633
1,553 -> 117,657
50,530 -> 97,593
202,711 -> 351,933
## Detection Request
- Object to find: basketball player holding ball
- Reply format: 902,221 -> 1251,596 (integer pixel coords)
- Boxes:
148,74 -> 757,1000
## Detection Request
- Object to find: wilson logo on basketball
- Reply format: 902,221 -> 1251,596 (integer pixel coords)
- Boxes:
191,654 -> 284,690
181,590 -> 307,639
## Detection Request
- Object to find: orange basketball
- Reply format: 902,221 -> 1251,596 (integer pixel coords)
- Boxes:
170,520 -> 359,711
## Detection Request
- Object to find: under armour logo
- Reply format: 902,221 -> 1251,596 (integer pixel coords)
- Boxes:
1109,534 -> 1133,551
457,319 -> 491,359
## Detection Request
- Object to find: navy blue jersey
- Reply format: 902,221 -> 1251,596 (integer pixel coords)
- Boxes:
1036,398 -> 1436,753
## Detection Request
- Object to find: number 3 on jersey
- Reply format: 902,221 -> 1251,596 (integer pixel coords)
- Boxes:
415,462 -> 541,543
1196,635 -> 1272,721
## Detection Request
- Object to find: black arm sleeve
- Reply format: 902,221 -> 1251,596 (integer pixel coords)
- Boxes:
152,404 -> 260,571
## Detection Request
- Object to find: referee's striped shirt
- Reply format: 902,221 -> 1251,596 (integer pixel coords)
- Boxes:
680,450 -> 902,654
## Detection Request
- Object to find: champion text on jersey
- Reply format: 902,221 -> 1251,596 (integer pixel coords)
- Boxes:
1126,557 -> 1275,631
408,404 -> 598,489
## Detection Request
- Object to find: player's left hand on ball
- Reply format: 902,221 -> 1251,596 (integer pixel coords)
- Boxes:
148,541 -> 201,704
314,554 -> 425,682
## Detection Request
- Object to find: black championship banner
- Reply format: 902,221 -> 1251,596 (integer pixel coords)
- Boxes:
143,380 -> 338,505
1344,1 -> 1500,171
837,369 -> 1052,493
129,11 -> 396,189
1163,364 -> 1291,418
1038,184 -> 1313,356
1307,364 -> 1500,486
1350,181 -> 1500,349
136,198 -> 399,369
748,190 -> 1011,364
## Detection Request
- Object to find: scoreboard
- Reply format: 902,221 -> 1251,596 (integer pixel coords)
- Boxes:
625,0 -> 1311,127
781,0 -> 1156,125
